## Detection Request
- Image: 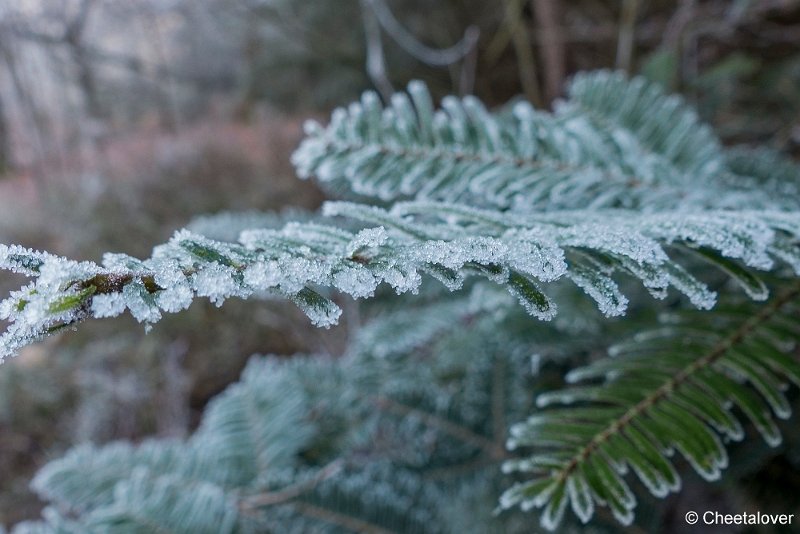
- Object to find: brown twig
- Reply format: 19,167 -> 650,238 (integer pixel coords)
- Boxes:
240,459 -> 344,510
374,395 -> 508,460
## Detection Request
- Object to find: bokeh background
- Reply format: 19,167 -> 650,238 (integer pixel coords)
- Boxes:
0,0 -> 799,529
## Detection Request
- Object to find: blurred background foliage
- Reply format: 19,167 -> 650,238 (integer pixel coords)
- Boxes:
0,0 -> 799,529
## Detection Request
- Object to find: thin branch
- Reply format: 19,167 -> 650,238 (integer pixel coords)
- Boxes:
615,0 -> 639,73
365,0 -> 479,67
374,396 -> 508,460
531,0 -> 565,102
506,0 -> 542,107
240,459 -> 344,510
360,0 -> 394,100
458,33 -> 478,95
316,136 -> 644,189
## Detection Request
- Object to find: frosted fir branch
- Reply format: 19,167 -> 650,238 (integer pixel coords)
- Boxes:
2,203 -> 799,361
499,282 -> 800,530
293,73 -> 800,212
0,244 -> 57,276
24,354 -> 460,533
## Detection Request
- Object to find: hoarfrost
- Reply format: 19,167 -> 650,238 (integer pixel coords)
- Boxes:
91,293 -> 127,318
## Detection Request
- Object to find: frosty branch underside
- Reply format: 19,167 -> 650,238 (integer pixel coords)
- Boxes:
2,201 -> 799,360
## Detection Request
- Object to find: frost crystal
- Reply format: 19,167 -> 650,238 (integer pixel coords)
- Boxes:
91,293 -> 127,318
347,227 -> 388,256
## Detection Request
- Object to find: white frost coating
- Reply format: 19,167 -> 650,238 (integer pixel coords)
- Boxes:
381,267 -> 422,294
37,258 -> 97,289
102,252 -> 146,271
665,264 -> 717,310
568,474 -> 594,524
332,267 -> 379,298
295,76 -> 800,218
2,200 -> 800,361
643,214 -> 775,269
507,281 -> 557,321
155,284 -> 194,313
568,269 -> 629,317
502,230 -> 567,282
150,260 -> 186,288
242,260 -> 283,290
191,265 -> 239,307
91,293 -> 127,318
122,283 -> 162,324
499,480 -> 559,512
290,291 -> 342,328
558,225 -> 667,266
540,489 -> 568,531
346,227 -> 388,255
0,244 -> 51,276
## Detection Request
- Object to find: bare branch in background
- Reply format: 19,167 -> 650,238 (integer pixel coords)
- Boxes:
508,0 -> 542,107
365,0 -> 479,67
141,9 -> 181,133
64,0 -> 104,122
0,31 -> 52,193
486,0 -> 542,106
361,0 -> 479,96
458,32 -> 478,95
615,0 -> 639,72
663,0 -> 696,48
361,0 -> 394,100
532,0 -> 565,102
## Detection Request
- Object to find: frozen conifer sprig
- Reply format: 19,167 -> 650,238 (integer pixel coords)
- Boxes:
500,282 -> 800,530
293,71 -> 800,212
2,204 -> 800,360
16,349 -> 524,534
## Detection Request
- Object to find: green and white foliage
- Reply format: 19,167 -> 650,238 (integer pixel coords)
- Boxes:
500,284 -> 800,529
14,355 -> 446,534
293,71 -> 799,211
15,344 -> 536,534
3,71 -> 800,532
2,204 -> 799,361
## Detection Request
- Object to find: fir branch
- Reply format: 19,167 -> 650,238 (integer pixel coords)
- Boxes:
293,73 -> 800,211
501,282 -> 800,529
556,281 -> 800,484
2,205 -> 799,360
